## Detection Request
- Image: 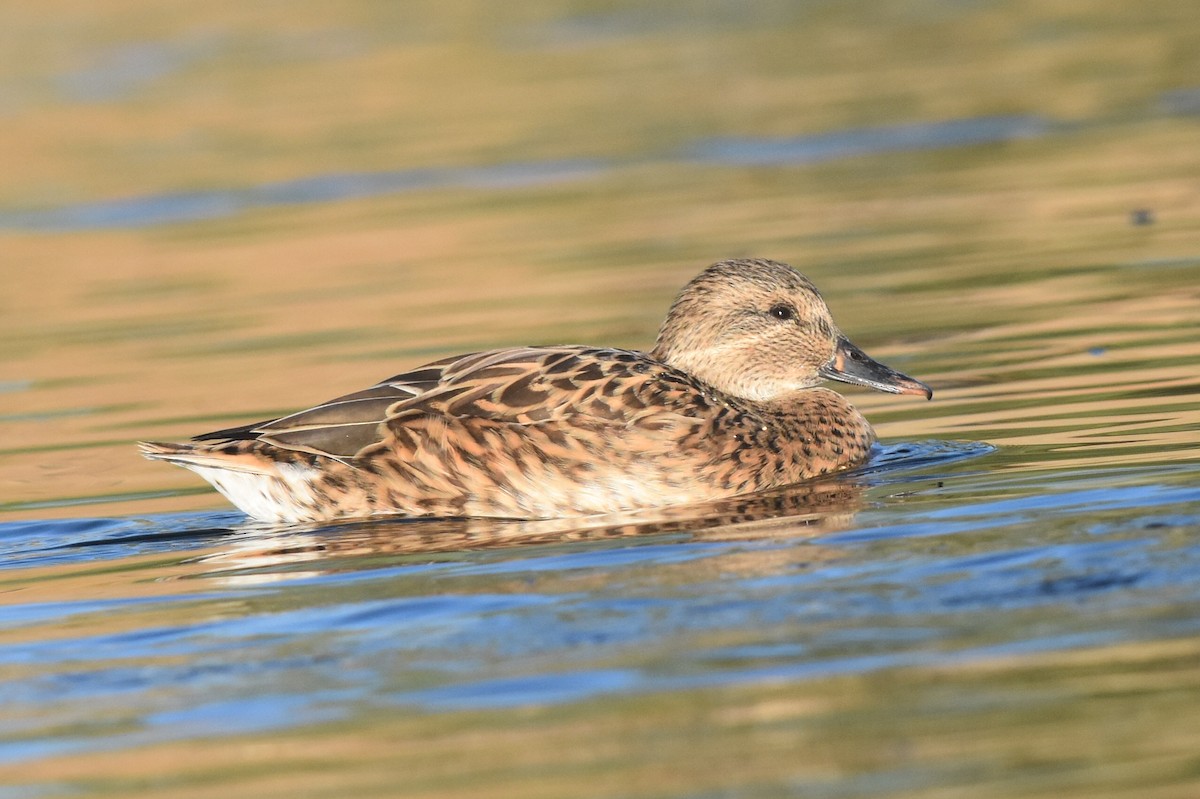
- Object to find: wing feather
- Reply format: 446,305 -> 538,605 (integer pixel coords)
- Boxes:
188,346 -> 706,462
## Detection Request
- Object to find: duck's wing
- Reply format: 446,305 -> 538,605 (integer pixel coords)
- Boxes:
188,352 -> 459,458
191,346 -> 681,461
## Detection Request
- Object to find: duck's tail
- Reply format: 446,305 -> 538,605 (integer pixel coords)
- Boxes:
138,440 -> 274,475
139,440 -> 328,523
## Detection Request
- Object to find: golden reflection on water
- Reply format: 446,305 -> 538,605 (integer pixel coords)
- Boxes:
864,288 -> 1200,471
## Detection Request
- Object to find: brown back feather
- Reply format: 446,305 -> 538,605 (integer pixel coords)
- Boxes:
193,346 -> 716,461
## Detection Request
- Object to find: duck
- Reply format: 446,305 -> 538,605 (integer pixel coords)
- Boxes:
140,258 -> 931,523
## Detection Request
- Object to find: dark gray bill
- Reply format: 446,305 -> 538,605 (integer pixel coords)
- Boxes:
819,336 -> 933,399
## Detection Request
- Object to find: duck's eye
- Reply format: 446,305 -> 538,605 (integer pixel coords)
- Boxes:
769,304 -> 796,322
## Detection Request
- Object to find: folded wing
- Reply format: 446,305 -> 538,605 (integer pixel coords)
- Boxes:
190,346 -> 685,461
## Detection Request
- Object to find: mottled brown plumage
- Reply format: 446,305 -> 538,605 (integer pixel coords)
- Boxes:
140,258 -> 931,523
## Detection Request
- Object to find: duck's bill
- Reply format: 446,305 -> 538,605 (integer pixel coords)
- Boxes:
819,337 -> 933,399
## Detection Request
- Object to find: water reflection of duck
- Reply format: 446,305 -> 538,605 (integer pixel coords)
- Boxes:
141,258 -> 931,524
196,479 -> 868,585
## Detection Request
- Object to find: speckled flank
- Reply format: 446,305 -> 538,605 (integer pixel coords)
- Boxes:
140,258 -> 930,522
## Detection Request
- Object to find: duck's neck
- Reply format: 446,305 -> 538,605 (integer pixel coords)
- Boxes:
760,387 -> 874,444
758,388 -> 877,479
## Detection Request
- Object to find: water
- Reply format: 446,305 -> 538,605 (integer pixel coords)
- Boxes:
0,118 -> 1050,231
3,1 -> 1200,797
0,160 -> 611,232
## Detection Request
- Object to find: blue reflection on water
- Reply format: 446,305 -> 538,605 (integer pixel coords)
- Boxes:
0,160 -> 609,232
1159,86 -> 1200,116
57,41 -> 203,103
0,116 -> 1051,232
685,115 -> 1050,166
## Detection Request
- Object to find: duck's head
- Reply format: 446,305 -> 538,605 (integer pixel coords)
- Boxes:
650,258 -> 932,402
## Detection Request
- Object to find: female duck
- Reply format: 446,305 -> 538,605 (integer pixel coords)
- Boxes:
141,258 -> 931,522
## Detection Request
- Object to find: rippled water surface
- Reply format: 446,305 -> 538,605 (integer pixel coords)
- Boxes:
3,2 -> 1200,797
